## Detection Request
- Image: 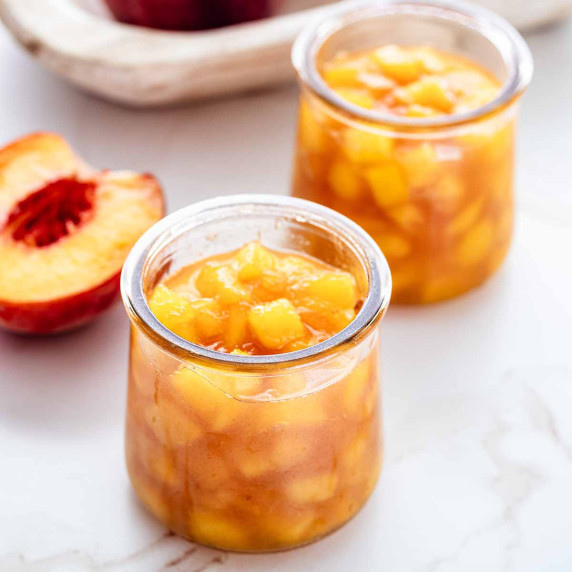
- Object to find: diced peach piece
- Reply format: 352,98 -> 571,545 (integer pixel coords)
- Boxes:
343,358 -> 372,416
259,512 -> 315,548
298,273 -> 357,310
145,450 -> 179,488
171,367 -> 243,431
366,163 -> 409,208
278,254 -> 323,280
329,308 -> 356,331
421,275 -> 472,303
248,299 -> 305,350
235,241 -> 276,282
456,219 -> 495,266
189,298 -> 224,340
230,348 -> 250,356
334,88 -> 375,109
341,431 -> 368,473
287,473 -> 338,504
130,334 -> 157,398
327,160 -> 363,201
397,142 -> 438,188
342,128 -> 395,164
190,511 -> 249,551
256,269 -> 287,300
265,372 -> 307,399
444,69 -> 497,96
398,77 -> 454,112
234,449 -> 274,478
296,299 -> 355,335
271,432 -> 312,470
260,265 -> 285,288
188,452 -> 231,492
458,86 -> 499,111
147,401 -> 202,447
323,65 -> 362,88
431,174 -> 465,213
130,474 -> 171,524
196,262 -> 248,305
387,203 -> 425,233
357,72 -> 395,96
416,47 -> 448,74
449,199 -> 483,236
460,123 -> 513,164
390,264 -> 420,293
298,100 -> 330,154
370,45 -> 423,83
282,339 -> 312,353
148,284 -> 196,340
260,394 -> 326,428
224,305 -> 249,350
231,374 -> 263,399
375,232 -> 411,259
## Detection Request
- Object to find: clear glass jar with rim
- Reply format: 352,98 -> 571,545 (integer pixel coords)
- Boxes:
291,0 -> 533,304
121,195 -> 391,552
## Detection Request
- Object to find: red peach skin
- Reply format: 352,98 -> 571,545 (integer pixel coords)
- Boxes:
104,0 -> 275,31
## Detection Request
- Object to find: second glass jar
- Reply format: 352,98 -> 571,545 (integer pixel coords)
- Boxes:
291,0 -> 533,304
121,195 -> 391,552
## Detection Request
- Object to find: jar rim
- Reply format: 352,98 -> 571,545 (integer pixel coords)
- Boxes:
120,194 -> 391,371
292,0 -> 533,130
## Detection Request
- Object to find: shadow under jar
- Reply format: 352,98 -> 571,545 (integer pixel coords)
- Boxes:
121,195 -> 391,552
291,0 -> 532,304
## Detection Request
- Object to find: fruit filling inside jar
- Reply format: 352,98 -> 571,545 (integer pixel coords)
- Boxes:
126,241 -> 381,551
293,44 -> 515,304
149,241 -> 361,354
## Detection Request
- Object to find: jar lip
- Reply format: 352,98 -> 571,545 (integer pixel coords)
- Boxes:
121,194 -> 391,370
292,0 -> 533,129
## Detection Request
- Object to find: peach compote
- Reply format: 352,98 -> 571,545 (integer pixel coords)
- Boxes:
292,44 -> 517,303
125,241 -> 382,551
149,241 -> 360,353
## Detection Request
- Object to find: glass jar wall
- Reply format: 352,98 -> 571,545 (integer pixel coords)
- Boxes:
121,195 -> 391,551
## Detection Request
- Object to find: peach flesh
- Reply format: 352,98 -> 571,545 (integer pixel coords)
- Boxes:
0,133 -> 165,335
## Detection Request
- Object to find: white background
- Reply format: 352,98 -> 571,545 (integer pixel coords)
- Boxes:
0,14 -> 571,572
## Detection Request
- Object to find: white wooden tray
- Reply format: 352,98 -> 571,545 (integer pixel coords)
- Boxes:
0,0 -> 339,107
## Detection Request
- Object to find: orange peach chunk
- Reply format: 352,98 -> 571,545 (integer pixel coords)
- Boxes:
366,163 -> 409,208
287,473 -> 338,504
148,284 -> 196,340
248,298 -> 306,350
235,241 -> 276,282
371,45 -> 423,83
343,128 -> 394,164
171,367 -> 243,431
298,273 -> 357,310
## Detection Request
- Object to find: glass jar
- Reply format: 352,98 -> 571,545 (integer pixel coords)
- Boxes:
291,0 -> 532,304
121,195 -> 391,552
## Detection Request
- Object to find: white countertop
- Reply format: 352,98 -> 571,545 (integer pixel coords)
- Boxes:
1,16 -> 572,572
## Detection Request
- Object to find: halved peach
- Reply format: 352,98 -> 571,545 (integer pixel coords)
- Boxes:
0,133 -> 165,334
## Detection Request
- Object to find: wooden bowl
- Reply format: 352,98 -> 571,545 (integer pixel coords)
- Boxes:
0,0 -> 338,107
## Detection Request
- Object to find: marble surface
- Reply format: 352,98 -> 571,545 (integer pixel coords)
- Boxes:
1,15 -> 572,572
